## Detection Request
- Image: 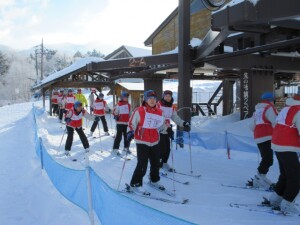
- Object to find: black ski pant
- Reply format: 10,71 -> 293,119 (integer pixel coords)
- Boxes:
130,143 -> 160,187
90,115 -> 108,133
159,133 -> 171,167
274,151 -> 300,202
113,124 -> 129,149
257,140 -> 273,174
65,126 -> 89,151
52,104 -> 59,115
59,108 -> 67,121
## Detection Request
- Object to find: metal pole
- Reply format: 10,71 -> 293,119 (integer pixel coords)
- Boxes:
85,164 -> 95,225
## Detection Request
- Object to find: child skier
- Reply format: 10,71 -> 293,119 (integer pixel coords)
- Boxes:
127,90 -> 166,193
89,92 -> 111,137
112,91 -> 131,155
157,90 -> 191,172
249,92 -> 278,189
64,101 -> 99,156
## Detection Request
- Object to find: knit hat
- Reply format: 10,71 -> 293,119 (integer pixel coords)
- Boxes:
98,92 -> 104,98
144,90 -> 157,102
77,88 -> 82,93
261,92 -> 274,101
68,89 -> 73,93
121,91 -> 129,98
74,101 -> 82,108
163,90 -> 173,97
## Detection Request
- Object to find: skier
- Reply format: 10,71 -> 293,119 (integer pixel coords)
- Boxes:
64,101 -> 100,156
57,90 -> 66,123
51,90 -> 59,116
248,92 -> 278,189
89,92 -> 111,137
88,88 -> 96,113
64,89 -> 76,110
112,91 -> 131,155
157,90 -> 191,172
127,90 -> 166,193
75,88 -> 88,108
268,94 -> 300,215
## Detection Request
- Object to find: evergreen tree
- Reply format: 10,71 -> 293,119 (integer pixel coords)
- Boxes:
0,51 -> 9,77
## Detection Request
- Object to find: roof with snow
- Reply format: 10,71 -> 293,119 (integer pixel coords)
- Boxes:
104,45 -> 151,60
117,82 -> 144,91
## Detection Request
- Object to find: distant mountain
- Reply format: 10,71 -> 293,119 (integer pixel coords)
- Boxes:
0,44 -> 15,53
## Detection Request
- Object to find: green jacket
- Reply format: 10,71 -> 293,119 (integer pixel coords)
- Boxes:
75,94 -> 88,107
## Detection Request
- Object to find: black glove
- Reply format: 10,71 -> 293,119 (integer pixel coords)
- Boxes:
108,108 -> 112,113
65,117 -> 71,124
127,130 -> 134,142
183,121 -> 191,132
114,115 -> 120,121
166,127 -> 174,140
95,116 -> 100,122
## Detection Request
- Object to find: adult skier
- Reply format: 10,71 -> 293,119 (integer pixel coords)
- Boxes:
112,91 -> 131,155
64,101 -> 99,156
248,92 -> 278,189
75,88 -> 88,108
268,94 -> 300,215
157,90 -> 191,172
89,92 -> 111,137
127,90 -> 166,193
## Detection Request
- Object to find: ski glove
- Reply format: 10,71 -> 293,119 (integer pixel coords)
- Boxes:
183,121 -> 191,132
107,108 -> 112,113
166,127 -> 174,140
65,117 -> 71,124
95,116 -> 100,122
127,130 -> 134,142
114,115 -> 120,121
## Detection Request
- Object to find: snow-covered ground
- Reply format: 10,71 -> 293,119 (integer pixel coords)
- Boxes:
1,86 -> 299,225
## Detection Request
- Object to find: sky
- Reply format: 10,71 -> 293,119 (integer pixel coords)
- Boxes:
0,0 -> 178,54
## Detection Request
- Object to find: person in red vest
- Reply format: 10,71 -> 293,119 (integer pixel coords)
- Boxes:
57,90 -> 65,123
64,101 -> 100,156
268,93 -> 300,215
89,92 -> 111,137
63,89 -> 76,110
112,91 -> 131,155
156,90 -> 190,172
248,92 -> 278,189
51,90 -> 59,116
126,90 -> 166,194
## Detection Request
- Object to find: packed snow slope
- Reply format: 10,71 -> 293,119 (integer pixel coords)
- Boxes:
1,99 -> 299,225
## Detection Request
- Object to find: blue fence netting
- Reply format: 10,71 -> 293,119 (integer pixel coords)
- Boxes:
33,105 -> 196,225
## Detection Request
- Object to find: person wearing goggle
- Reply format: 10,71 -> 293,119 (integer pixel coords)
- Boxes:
126,90 -> 167,194
63,101 -> 100,156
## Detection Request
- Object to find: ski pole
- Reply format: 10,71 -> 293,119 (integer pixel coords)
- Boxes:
58,126 -> 67,154
170,135 -> 176,194
117,141 -> 130,191
188,130 -> 193,174
97,123 -> 102,152
109,113 -> 113,134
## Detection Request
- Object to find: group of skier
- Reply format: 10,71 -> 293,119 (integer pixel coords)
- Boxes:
251,91 -> 300,215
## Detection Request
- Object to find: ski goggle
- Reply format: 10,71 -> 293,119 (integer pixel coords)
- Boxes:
163,90 -> 173,96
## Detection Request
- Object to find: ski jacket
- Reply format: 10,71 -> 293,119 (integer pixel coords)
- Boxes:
64,94 -> 76,110
51,92 -> 59,104
113,100 -> 131,125
157,100 -> 184,134
253,101 -> 278,143
65,108 -> 95,128
272,104 -> 300,152
57,94 -> 65,108
128,103 -> 165,146
93,98 -> 109,116
75,93 -> 88,107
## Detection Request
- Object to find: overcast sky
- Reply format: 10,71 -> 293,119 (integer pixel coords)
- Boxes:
0,0 -> 178,54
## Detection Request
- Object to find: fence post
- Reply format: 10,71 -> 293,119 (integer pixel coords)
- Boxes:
85,159 -> 95,225
225,130 -> 230,159
39,137 -> 44,169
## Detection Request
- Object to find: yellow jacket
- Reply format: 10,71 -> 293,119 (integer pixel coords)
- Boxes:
75,94 -> 88,107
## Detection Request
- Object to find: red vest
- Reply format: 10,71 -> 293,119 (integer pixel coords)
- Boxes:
129,104 -> 163,144
51,92 -> 58,104
254,102 -> 277,142
113,101 -> 131,124
272,105 -> 300,148
65,94 -> 75,110
93,99 -> 106,116
68,108 -> 86,128
157,100 -> 176,126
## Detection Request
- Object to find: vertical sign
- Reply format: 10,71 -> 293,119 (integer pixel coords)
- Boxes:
241,71 -> 249,119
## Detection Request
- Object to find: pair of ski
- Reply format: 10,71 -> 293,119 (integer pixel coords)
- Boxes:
164,168 -> 201,178
230,197 -> 300,216
221,183 -> 274,192
160,172 -> 189,185
121,183 -> 189,204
